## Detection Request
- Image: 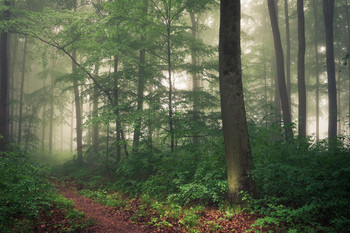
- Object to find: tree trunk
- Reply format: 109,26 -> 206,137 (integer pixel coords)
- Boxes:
219,0 -> 253,203
17,37 -> 27,145
268,0 -> 294,141
72,50 -> 83,164
313,0 -> 320,141
114,56 -> 122,163
190,11 -> 200,145
92,76 -> 99,154
48,76 -> 54,155
323,0 -> 337,143
132,0 -> 148,153
0,0 -> 10,151
41,79 -> 46,150
344,0 -> 350,135
9,34 -> 18,141
284,0 -> 291,102
70,101 -> 74,153
297,0 -> 307,137
167,23 -> 174,152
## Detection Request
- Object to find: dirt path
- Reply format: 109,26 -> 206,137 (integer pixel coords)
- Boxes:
59,186 -> 145,233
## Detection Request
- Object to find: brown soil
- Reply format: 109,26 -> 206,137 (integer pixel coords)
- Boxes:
59,186 -> 145,233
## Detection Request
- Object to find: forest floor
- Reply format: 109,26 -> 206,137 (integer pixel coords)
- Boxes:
57,184 -> 145,233
48,181 -> 273,233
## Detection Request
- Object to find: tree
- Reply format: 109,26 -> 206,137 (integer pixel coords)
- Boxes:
313,0 -> 320,141
219,0 -> 253,203
284,0 -> 291,102
0,0 -> 10,151
297,0 -> 306,137
323,0 -> 337,143
267,0 -> 293,141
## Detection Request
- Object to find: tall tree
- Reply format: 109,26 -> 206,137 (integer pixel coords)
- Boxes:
323,0 -> 337,143
267,0 -> 293,141
17,37 -> 28,144
297,0 -> 306,137
72,0 -> 83,164
219,0 -> 253,203
0,0 -> 10,151
284,0 -> 291,101
132,0 -> 148,152
344,0 -> 350,135
313,0 -> 320,141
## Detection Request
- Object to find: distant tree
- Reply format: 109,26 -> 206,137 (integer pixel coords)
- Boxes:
284,0 -> 291,102
267,0 -> 293,141
323,0 -> 337,143
219,0 -> 253,203
313,0 -> 320,141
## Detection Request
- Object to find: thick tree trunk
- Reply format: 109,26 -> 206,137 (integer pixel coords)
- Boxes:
297,0 -> 307,137
268,0 -> 294,141
313,0 -> 320,141
17,37 -> 27,145
323,0 -> 337,143
284,0 -> 291,102
0,1 -> 10,151
72,50 -> 83,164
219,0 -> 253,203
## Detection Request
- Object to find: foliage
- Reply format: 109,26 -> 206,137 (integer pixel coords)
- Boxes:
0,150 -> 54,232
248,123 -> 350,232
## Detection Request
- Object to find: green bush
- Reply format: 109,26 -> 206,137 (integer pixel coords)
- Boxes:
0,151 -> 54,232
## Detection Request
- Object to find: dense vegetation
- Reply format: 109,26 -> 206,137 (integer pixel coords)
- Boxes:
0,0 -> 349,232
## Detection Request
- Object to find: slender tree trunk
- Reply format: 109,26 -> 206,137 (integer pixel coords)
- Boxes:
190,11 -> 200,144
323,0 -> 337,143
132,0 -> 148,153
297,0 -> 307,137
114,56 -> 122,163
17,37 -> 27,145
41,79 -> 46,150
48,76 -> 54,155
92,77 -> 99,153
313,0 -> 320,141
9,34 -> 18,140
72,50 -> 83,164
0,1 -> 10,151
268,0 -> 294,141
167,22 -> 174,152
70,101 -> 74,152
219,0 -> 253,203
284,0 -> 291,102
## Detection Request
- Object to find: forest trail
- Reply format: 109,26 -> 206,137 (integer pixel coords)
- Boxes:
59,185 -> 145,233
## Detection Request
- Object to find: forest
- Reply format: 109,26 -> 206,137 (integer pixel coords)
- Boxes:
0,0 -> 350,232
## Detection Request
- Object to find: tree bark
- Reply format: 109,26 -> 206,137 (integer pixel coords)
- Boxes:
0,0 -> 10,151
297,0 -> 307,137
9,34 -> 18,141
41,79 -> 46,150
284,0 -> 291,102
17,37 -> 27,145
114,56 -> 121,163
344,0 -> 350,136
48,76 -> 54,154
72,50 -> 83,164
219,0 -> 253,203
92,72 -> 99,153
313,0 -> 320,141
132,0 -> 148,153
190,11 -> 200,145
323,0 -> 337,143
268,0 -> 294,141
